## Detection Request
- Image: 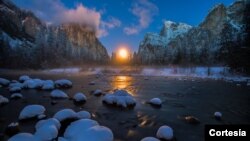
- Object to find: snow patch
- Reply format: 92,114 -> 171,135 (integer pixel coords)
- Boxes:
149,98 -> 162,106
141,137 -> 160,141
55,79 -> 73,88
73,93 -> 87,102
11,93 -> 23,99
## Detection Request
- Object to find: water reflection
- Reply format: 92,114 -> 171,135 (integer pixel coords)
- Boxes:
111,75 -> 136,96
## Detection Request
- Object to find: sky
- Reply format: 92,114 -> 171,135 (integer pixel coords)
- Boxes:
12,0 -> 235,55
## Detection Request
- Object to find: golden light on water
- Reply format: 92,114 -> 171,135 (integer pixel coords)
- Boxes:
111,75 -> 136,96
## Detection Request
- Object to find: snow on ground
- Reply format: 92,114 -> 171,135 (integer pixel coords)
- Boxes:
11,93 -> 23,99
19,105 -> 46,120
0,77 -> 10,86
59,119 -> 113,141
141,137 -> 160,141
73,93 -> 87,102
102,90 -> 136,108
149,98 -> 162,106
43,68 -> 81,74
50,90 -> 68,99
156,125 -> 174,140
0,95 -> 9,105
55,79 -> 73,88
53,109 -> 91,122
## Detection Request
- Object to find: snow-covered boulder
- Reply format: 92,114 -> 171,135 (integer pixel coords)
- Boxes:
53,109 -> 91,122
55,79 -> 72,88
9,86 -> 22,93
76,111 -> 91,119
60,119 -> 113,141
50,90 -> 68,99
0,78 -> 10,86
9,82 -> 23,88
214,112 -> 222,120
102,90 -> 136,108
11,93 -> 23,99
0,95 -> 9,105
34,118 -> 60,141
156,125 -> 174,140
149,98 -> 162,107
19,105 -> 46,120
73,93 -> 87,102
19,75 -> 31,82
141,137 -> 160,141
8,133 -> 37,141
53,109 -> 77,122
92,89 -> 103,96
23,79 -> 44,89
35,118 -> 61,130
42,80 -> 54,90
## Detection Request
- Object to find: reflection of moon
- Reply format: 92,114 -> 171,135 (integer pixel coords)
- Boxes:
111,76 -> 135,96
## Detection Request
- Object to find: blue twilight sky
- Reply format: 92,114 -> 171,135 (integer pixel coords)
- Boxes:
12,0 -> 234,55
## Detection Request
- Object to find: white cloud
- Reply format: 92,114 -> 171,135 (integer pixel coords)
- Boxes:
124,0 -> 158,35
98,16 -> 121,37
124,27 -> 139,35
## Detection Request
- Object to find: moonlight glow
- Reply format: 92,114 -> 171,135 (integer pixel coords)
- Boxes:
118,48 -> 128,59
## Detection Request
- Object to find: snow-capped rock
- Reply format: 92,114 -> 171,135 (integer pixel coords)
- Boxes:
0,95 -> 9,105
53,109 -> 77,122
92,89 -> 103,96
54,109 -> 91,122
19,105 -> 46,120
76,111 -> 91,119
141,137 -> 160,141
102,90 -> 136,108
9,86 -> 22,93
73,93 -> 87,102
0,78 -> 10,86
60,119 -> 113,141
156,125 -> 174,140
55,79 -> 72,88
50,90 -> 68,99
34,121 -> 59,141
149,98 -> 162,106
11,93 -> 23,99
19,75 -> 31,82
8,133 -> 37,141
35,118 -> 61,131
42,80 -> 54,90
23,79 -> 44,89
214,112 -> 222,120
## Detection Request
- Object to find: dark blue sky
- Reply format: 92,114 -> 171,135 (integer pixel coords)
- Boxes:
13,0 -> 234,55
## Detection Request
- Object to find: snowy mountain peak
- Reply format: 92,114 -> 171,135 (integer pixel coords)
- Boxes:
160,20 -> 192,38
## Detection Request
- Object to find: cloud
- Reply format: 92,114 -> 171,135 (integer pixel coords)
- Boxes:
12,0 -> 120,38
124,27 -> 139,35
98,16 -> 121,37
123,0 -> 158,35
